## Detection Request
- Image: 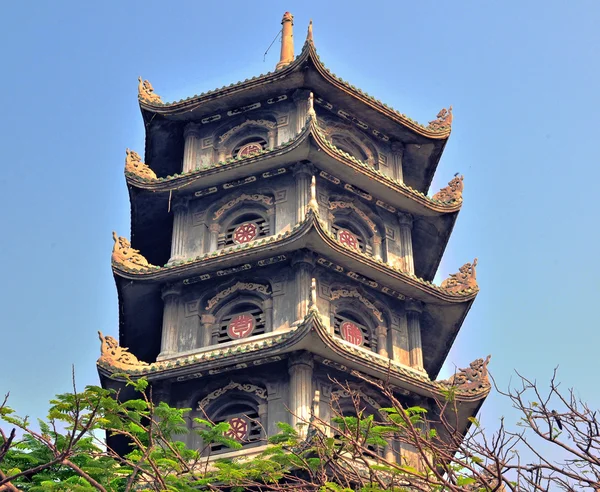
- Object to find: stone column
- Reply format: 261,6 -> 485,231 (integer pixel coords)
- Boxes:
292,252 -> 314,321
372,235 -> 382,261
391,142 -> 404,183
293,89 -> 311,134
208,223 -> 220,252
264,298 -> 273,333
200,314 -> 216,348
293,163 -> 314,223
398,212 -> 414,274
288,352 -> 314,437
406,300 -> 424,371
267,129 -> 276,149
169,198 -> 189,263
376,325 -> 388,358
258,403 -> 268,439
182,123 -> 201,173
159,284 -> 182,358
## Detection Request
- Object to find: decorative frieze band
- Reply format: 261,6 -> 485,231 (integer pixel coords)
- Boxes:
330,288 -> 383,322
205,281 -> 270,311
213,193 -> 273,220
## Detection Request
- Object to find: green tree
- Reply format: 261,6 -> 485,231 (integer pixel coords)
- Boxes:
1,369 -> 598,491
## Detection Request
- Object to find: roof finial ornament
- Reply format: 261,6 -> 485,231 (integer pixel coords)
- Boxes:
307,19 -> 313,43
308,175 -> 319,213
441,258 -> 478,293
307,91 -> 316,118
428,105 -> 453,130
432,174 -> 463,202
98,331 -> 148,369
276,12 -> 295,71
111,231 -> 154,271
137,76 -> 163,105
125,148 -> 157,180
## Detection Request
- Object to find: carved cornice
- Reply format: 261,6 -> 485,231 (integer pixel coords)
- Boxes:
98,331 -> 148,369
329,201 -> 377,233
125,148 -> 157,180
205,281 -> 270,311
137,76 -> 162,105
441,259 -> 478,294
219,119 -> 276,144
197,381 -> 267,410
111,231 -> 154,271
330,288 -> 383,323
213,193 -> 273,220
433,174 -> 464,203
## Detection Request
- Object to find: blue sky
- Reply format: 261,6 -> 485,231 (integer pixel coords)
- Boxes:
1,0 -> 599,437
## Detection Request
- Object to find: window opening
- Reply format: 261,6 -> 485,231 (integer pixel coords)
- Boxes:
334,312 -> 372,349
218,303 -> 265,344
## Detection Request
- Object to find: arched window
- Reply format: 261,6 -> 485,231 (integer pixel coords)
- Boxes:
210,397 -> 263,453
193,383 -> 267,455
333,309 -> 374,350
331,389 -> 385,457
332,219 -> 368,254
331,134 -> 369,163
233,137 -> 268,158
329,199 -> 383,259
219,209 -> 270,248
216,299 -> 266,344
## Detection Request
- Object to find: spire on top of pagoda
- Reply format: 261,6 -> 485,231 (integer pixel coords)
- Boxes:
276,12 -> 294,70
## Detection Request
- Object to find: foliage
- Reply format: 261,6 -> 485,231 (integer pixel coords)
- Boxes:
1,369 -> 599,491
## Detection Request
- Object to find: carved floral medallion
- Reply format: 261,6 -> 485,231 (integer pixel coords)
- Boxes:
338,229 -> 358,250
233,223 -> 258,244
225,417 -> 249,441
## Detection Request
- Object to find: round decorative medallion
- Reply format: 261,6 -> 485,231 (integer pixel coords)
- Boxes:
224,417 -> 249,441
338,229 -> 358,250
233,222 -> 258,244
227,314 -> 255,339
238,142 -> 263,157
340,321 -> 364,346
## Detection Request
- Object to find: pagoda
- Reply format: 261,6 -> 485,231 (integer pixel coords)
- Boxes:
98,12 -> 489,465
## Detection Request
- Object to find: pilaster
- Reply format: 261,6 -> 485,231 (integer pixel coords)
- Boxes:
292,162 -> 315,222
200,314 -> 216,348
293,89 -> 312,134
169,197 -> 189,263
391,142 -> 404,183
292,251 -> 315,321
398,212 -> 415,274
182,124 -> 201,173
158,284 -> 183,359
288,352 -> 314,437
376,325 -> 388,358
406,299 -> 424,372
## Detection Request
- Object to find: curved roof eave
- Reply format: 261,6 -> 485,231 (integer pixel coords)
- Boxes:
127,116 -> 461,217
113,209 -> 476,304
98,310 -> 489,404
138,42 -> 450,142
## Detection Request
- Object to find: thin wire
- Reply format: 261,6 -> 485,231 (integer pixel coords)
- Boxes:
263,29 -> 282,62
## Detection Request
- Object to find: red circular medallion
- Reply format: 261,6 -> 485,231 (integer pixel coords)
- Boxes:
224,417 -> 249,441
233,222 -> 258,244
238,142 -> 263,157
338,229 -> 358,250
340,321 -> 364,346
227,314 -> 255,339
